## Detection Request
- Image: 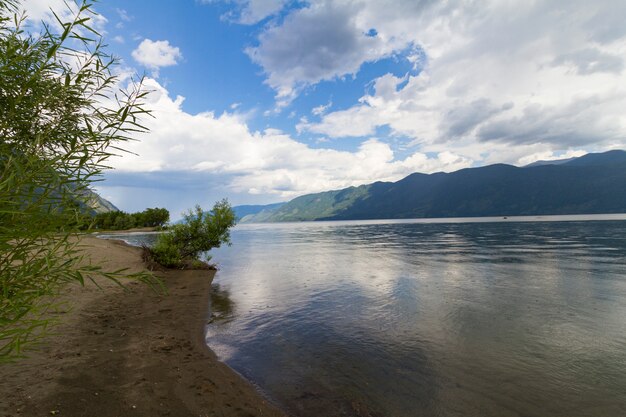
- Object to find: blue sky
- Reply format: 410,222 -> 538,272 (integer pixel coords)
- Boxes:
22,0 -> 626,217
99,1 -> 276,124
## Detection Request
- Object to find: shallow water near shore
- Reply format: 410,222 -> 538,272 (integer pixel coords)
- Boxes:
101,215 -> 626,417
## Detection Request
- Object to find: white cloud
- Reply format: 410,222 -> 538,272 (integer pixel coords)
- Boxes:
20,0 -> 107,31
245,0 -> 408,107
237,0 -> 288,24
312,100 -> 332,116
132,39 -> 182,76
201,0 -> 288,24
116,8 -> 132,22
20,0 -> 74,22
271,0 -> 626,164
112,78 -> 471,199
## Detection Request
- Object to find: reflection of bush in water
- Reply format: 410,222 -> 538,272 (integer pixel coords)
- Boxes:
209,284 -> 234,322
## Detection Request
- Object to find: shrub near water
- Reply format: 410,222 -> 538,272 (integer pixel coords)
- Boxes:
89,207 -> 170,231
150,200 -> 236,269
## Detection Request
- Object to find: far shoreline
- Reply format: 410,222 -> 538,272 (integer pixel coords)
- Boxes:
237,212 -> 626,226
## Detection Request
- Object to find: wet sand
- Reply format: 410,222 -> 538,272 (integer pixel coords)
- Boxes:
0,236 -> 286,417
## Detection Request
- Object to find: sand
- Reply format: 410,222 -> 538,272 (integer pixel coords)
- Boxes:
0,236 -> 287,417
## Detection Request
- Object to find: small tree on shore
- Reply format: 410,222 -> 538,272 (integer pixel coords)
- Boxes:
0,0 -> 155,361
150,200 -> 236,269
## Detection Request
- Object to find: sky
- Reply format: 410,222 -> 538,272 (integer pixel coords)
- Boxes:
21,0 -> 626,217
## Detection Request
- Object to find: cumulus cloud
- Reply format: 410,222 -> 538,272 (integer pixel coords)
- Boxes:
201,0 -> 288,24
553,48 -> 624,75
132,39 -> 182,76
112,78 -> 471,200
236,0 -> 288,24
20,0 -> 107,31
312,100 -> 332,116
273,0 -> 626,164
245,0 -> 412,107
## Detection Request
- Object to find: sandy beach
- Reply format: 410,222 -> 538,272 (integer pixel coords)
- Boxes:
0,236 -> 286,417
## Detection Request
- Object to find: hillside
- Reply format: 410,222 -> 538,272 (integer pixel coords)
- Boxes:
80,189 -> 119,214
239,150 -> 626,222
233,203 -> 284,222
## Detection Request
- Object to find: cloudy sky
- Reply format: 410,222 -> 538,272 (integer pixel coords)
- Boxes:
23,0 -> 626,216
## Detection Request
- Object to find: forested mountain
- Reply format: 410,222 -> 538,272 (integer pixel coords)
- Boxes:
238,150 -> 626,222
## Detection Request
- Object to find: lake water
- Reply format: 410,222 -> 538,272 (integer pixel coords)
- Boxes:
100,215 -> 626,417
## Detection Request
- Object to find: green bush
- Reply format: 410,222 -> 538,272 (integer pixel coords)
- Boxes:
0,0 -> 155,361
150,200 -> 236,269
90,207 -> 170,231
142,207 -> 170,227
150,233 -> 183,268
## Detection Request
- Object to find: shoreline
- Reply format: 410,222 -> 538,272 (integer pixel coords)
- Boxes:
0,236 -> 286,417
239,212 -> 626,226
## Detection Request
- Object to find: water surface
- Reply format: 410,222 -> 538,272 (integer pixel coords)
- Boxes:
101,215 -> 626,417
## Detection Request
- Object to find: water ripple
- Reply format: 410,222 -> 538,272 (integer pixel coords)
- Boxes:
105,217 -> 626,417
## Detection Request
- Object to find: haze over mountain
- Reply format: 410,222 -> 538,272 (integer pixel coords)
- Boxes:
237,151 -> 626,223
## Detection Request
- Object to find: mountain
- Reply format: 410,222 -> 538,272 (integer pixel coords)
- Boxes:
233,203 -> 284,221
524,150 -> 626,168
76,188 -> 119,214
241,150 -> 626,223
524,157 -> 577,167
558,150 -> 626,167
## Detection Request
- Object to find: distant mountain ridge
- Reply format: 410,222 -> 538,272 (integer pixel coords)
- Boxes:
524,157 -> 577,167
237,150 -> 626,223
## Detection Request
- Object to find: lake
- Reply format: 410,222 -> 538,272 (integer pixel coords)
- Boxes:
100,215 -> 626,417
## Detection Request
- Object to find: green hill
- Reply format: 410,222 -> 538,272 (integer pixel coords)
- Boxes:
239,150 -> 626,222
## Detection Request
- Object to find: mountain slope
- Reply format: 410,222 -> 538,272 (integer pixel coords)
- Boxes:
241,150 -> 626,222
234,203 -> 284,221
524,157 -> 576,167
80,189 -> 119,214
561,149 -> 626,167
251,183 -> 377,222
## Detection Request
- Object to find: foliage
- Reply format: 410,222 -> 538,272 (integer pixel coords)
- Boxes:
139,207 -> 170,227
150,200 -> 236,269
0,0 -> 156,361
88,207 -> 170,230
